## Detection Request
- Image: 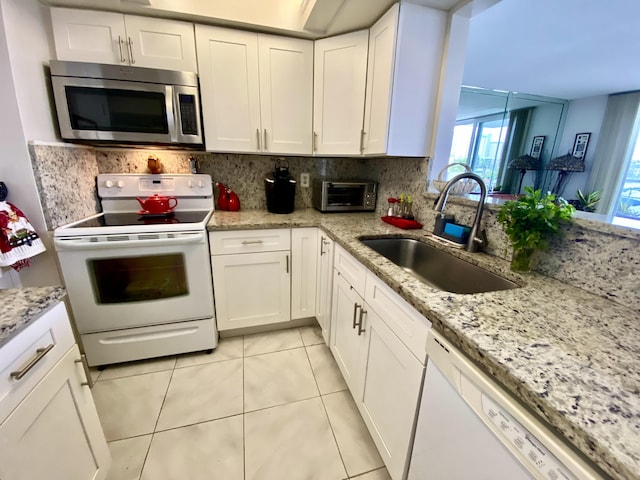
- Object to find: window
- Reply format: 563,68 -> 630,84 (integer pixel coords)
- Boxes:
448,113 -> 509,190
612,125 -> 640,228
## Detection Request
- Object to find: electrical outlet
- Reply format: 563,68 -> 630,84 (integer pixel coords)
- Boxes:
300,173 -> 310,188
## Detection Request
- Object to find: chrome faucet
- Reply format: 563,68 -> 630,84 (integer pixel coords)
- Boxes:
433,172 -> 487,252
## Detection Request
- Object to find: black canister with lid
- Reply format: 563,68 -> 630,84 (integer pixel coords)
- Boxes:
265,164 -> 296,214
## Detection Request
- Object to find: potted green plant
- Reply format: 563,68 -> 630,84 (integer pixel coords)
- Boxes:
497,187 -> 575,272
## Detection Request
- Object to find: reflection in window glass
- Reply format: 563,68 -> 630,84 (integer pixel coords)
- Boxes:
613,128 -> 640,228
448,115 -> 508,190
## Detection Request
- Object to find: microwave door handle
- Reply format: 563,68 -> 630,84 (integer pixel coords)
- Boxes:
167,85 -> 178,142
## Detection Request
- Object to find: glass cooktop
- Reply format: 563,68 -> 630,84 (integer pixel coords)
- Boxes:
67,211 -> 211,228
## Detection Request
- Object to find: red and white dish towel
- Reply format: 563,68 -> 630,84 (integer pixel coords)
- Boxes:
0,202 -> 46,271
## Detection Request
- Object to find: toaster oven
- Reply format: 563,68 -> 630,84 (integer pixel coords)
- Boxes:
312,179 -> 377,212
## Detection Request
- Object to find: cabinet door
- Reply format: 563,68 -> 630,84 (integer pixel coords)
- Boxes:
258,35 -> 313,155
51,8 -> 126,65
0,346 -> 111,480
196,25 -> 261,153
212,251 -> 291,330
315,234 -> 334,343
362,3 -> 398,155
329,271 -> 365,394
124,15 -> 197,71
313,30 -> 369,155
357,307 -> 424,480
291,228 -> 318,320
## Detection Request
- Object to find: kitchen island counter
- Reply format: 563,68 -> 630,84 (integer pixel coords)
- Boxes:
0,286 -> 67,348
209,209 -> 640,480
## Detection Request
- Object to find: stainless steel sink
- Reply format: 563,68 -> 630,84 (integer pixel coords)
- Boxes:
360,238 -> 519,294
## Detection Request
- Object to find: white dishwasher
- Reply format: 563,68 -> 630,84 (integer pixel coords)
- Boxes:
408,329 -> 607,480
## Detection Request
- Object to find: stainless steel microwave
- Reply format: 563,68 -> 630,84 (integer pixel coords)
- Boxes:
312,179 -> 378,212
50,60 -> 203,147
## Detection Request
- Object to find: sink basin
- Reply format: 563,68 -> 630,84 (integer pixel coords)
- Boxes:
360,238 -> 518,294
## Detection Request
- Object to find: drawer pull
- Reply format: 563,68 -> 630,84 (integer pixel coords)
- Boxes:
352,303 -> 361,329
357,308 -> 366,335
286,254 -> 289,274
241,240 -> 264,245
75,354 -> 93,388
10,344 -> 54,380
320,236 -> 325,256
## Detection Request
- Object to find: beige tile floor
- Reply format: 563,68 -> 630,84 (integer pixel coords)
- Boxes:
91,325 -> 391,480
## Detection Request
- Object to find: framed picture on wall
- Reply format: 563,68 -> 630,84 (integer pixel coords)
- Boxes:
530,136 -> 545,159
572,133 -> 591,159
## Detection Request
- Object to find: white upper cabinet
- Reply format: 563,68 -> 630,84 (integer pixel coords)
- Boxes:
313,30 -> 369,155
196,26 -> 313,154
50,8 -> 197,72
362,3 -> 446,156
196,26 -> 262,153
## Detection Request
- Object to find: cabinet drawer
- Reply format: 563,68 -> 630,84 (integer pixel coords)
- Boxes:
209,229 -> 290,255
0,302 -> 74,424
365,272 -> 431,363
333,243 -> 367,295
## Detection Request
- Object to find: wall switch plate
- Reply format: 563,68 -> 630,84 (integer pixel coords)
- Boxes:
300,173 -> 310,188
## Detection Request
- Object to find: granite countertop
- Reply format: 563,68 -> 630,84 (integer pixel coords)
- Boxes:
209,209 -> 640,480
0,286 -> 67,348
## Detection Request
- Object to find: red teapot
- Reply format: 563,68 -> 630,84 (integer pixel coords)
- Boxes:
136,194 -> 178,214
216,183 -> 229,211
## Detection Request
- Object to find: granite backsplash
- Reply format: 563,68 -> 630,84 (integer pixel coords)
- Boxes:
29,143 -> 640,312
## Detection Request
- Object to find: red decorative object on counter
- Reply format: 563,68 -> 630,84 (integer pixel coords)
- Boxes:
228,190 -> 241,211
381,216 -> 423,230
216,183 -> 229,210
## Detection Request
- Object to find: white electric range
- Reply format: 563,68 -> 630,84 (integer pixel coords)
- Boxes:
54,173 -> 217,367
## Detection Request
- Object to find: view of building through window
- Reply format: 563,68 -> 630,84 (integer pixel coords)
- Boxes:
613,125 -> 640,228
448,115 -> 508,191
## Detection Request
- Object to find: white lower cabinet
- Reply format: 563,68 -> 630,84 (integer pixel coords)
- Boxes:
210,228 -> 319,330
0,303 -> 110,480
291,228 -> 318,320
329,244 -> 430,480
330,271 -> 366,394
357,307 -> 424,479
315,234 -> 334,343
212,250 -> 291,330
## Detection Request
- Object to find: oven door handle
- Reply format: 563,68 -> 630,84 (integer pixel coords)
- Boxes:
54,232 -> 206,251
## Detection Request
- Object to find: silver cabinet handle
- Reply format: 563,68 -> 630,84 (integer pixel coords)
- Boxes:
263,129 -> 267,151
10,344 -> 54,380
286,254 -> 289,274
357,308 -> 366,335
117,36 -> 126,63
360,130 -> 366,153
242,239 -> 264,245
313,131 -> 318,152
320,236 -> 325,256
352,303 -> 361,329
75,354 -> 93,388
127,37 -> 135,64
256,128 -> 261,150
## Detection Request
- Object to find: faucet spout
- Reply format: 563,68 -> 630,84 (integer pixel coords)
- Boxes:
433,172 -> 487,252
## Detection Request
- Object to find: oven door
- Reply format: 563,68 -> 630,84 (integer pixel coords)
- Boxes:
54,230 -> 214,333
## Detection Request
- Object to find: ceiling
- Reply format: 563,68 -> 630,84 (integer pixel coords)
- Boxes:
40,0 -> 462,38
462,0 -> 640,100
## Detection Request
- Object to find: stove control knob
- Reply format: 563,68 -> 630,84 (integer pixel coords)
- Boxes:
116,180 -> 125,189
104,180 -> 114,188
197,180 -> 204,188
188,180 -> 195,188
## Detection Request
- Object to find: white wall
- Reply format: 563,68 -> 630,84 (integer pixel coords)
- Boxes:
555,95 -> 608,199
3,0 -> 58,142
0,0 -> 61,287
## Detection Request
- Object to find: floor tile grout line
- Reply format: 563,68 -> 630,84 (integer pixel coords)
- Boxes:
319,391 -> 350,479
241,335 -> 246,480
303,342 -> 350,478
